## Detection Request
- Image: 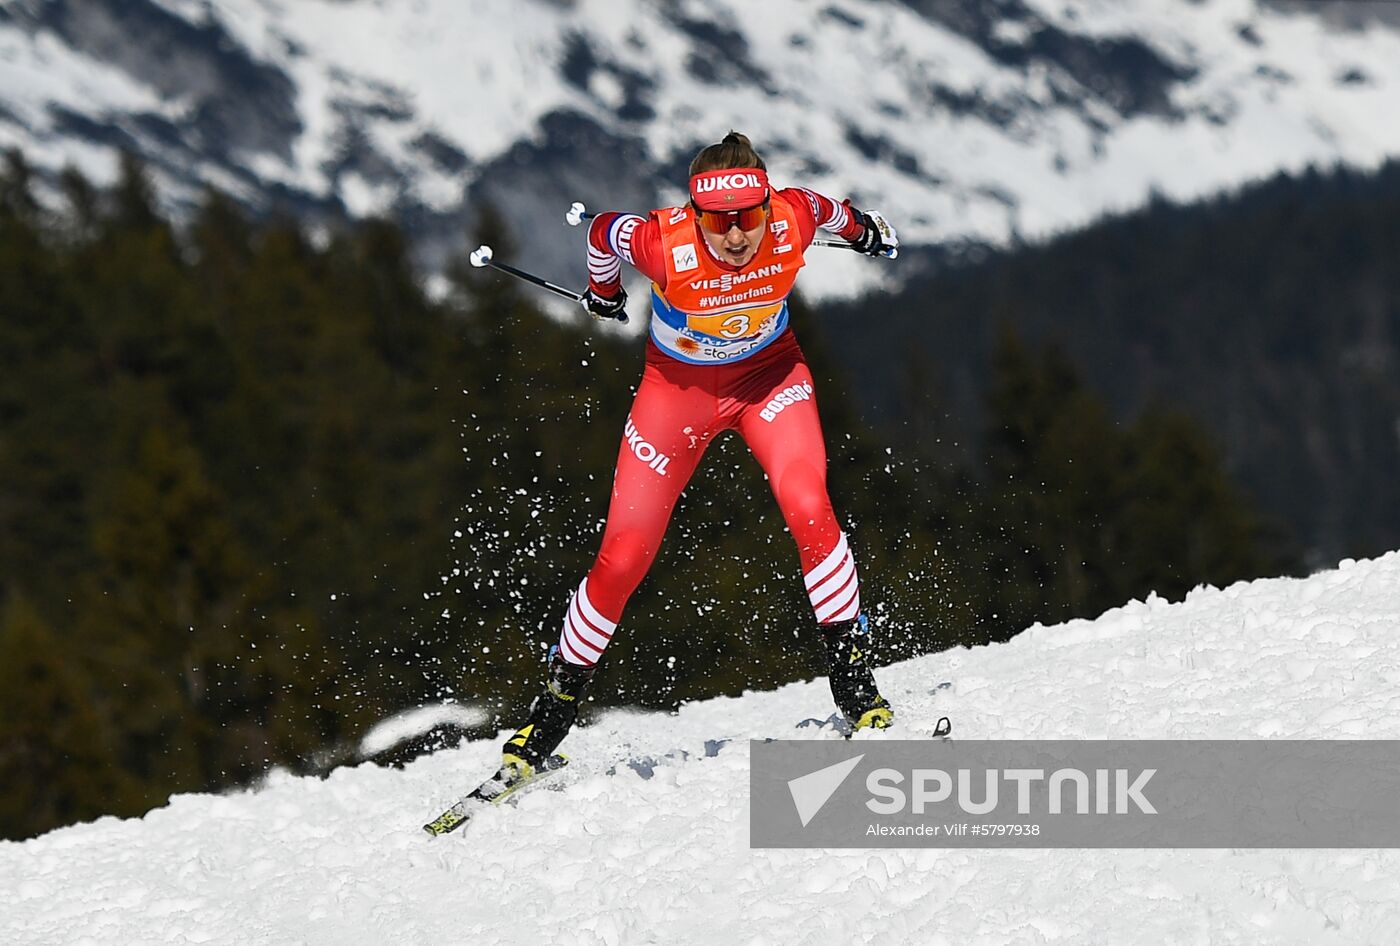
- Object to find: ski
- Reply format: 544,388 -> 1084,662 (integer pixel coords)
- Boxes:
423,754 -> 569,837
794,713 -> 952,739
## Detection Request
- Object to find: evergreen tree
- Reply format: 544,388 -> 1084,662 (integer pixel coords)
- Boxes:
1116,406 -> 1277,599
971,329 -> 1278,635
83,423 -> 253,789
0,596 -> 139,839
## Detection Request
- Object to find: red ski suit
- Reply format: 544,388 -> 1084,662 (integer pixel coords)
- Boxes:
557,187 -> 867,667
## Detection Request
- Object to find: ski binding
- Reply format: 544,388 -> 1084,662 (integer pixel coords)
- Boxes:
423,754 -> 568,837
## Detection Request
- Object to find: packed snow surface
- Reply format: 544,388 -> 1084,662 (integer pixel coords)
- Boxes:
5,553 -> 1400,944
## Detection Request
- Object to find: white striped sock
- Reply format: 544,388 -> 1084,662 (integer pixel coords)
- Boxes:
558,577 -> 617,667
805,535 -> 861,624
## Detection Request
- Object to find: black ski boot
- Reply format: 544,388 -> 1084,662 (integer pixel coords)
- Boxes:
820,614 -> 894,731
501,646 -> 595,775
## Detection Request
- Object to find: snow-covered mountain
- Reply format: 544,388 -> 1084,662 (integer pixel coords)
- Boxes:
4,551 -> 1400,944
3,0 -> 1400,297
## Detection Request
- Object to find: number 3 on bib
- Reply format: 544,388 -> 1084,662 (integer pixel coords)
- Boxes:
719,314 -> 750,338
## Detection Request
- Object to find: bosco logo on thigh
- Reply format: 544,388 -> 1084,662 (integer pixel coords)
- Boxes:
759,380 -> 815,423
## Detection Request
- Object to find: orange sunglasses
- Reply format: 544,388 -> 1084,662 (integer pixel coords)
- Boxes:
693,200 -> 770,235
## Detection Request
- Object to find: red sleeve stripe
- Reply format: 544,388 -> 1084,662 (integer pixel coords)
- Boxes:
791,187 -> 861,239
588,246 -> 621,284
799,187 -> 851,233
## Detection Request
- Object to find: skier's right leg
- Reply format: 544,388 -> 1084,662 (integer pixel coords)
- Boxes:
504,345 -> 715,771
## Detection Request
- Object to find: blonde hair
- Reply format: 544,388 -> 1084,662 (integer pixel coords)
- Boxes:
689,131 -> 766,176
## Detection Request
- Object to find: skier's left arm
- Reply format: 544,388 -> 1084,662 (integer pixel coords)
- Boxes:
782,186 -> 899,259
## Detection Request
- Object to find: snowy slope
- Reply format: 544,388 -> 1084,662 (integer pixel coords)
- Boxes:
3,0 -> 1400,296
5,553 -> 1400,944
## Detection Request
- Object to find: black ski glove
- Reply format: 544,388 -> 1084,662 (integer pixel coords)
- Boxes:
582,286 -> 629,323
850,210 -> 900,259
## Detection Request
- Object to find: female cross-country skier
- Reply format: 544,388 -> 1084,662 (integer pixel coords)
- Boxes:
502,131 -> 900,775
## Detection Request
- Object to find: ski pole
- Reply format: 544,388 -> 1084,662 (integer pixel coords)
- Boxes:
567,202 -> 865,253
468,245 -> 628,323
